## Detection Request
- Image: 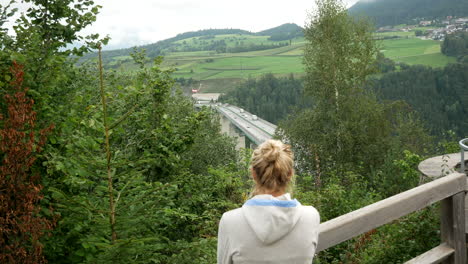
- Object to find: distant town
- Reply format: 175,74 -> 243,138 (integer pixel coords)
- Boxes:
377,16 -> 468,40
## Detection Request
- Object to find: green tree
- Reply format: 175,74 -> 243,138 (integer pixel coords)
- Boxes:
0,0 -> 104,127
441,32 -> 468,57
414,30 -> 423,36
281,0 -> 387,177
39,51 -> 242,262
19,0 -> 102,55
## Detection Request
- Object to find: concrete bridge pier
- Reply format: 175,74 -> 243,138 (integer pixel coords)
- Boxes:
219,114 -> 247,150
219,114 -> 230,135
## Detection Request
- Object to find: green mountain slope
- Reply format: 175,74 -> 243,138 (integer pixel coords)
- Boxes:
348,0 -> 468,27
81,24 -> 302,64
256,23 -> 304,40
81,28 -> 253,62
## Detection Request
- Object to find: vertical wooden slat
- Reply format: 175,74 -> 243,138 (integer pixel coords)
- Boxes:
451,192 -> 466,264
441,197 -> 454,264
465,193 -> 468,236
441,192 -> 466,264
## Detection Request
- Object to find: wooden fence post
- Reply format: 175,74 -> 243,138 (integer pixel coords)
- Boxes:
441,192 -> 466,264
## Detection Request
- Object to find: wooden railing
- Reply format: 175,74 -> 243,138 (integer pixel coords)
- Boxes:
316,172 -> 467,264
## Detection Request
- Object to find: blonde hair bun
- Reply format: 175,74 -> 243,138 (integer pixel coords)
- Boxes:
261,140 -> 282,163
251,140 -> 294,195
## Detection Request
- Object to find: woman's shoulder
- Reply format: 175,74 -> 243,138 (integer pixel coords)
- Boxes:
220,208 -> 243,223
299,205 -> 320,224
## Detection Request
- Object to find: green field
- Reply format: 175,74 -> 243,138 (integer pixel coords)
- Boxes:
173,34 -> 290,49
102,30 -> 455,93
167,35 -> 452,80
396,53 -> 456,67
375,31 -> 414,37
172,56 -> 303,79
380,37 -> 456,66
382,38 -> 441,57
162,36 -> 307,88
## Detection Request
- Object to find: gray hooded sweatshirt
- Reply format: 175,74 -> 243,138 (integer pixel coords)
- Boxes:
217,193 -> 320,264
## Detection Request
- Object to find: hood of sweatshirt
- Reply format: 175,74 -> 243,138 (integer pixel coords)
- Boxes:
241,193 -> 302,245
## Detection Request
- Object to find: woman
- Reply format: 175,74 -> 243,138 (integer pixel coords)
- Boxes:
217,140 -> 320,264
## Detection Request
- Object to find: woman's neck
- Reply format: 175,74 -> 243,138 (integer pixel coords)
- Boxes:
255,189 -> 286,197
270,191 -> 286,197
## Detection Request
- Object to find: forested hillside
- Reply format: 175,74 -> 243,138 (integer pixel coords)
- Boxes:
371,63 -> 468,137
348,0 -> 468,27
219,74 -> 309,123
442,31 -> 468,58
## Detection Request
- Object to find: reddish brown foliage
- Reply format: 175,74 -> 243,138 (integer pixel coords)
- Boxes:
0,62 -> 55,264
344,229 -> 378,264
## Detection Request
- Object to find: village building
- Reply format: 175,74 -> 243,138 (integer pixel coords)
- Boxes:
419,20 -> 432,26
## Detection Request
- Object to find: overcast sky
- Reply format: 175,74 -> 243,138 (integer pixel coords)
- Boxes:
7,0 -> 360,50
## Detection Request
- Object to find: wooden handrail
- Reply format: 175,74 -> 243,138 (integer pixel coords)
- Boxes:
316,172 -> 466,263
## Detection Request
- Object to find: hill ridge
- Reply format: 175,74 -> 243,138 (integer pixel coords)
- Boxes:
83,23 -> 303,60
348,0 -> 468,27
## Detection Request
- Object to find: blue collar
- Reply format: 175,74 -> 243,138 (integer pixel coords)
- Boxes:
244,199 -> 300,208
